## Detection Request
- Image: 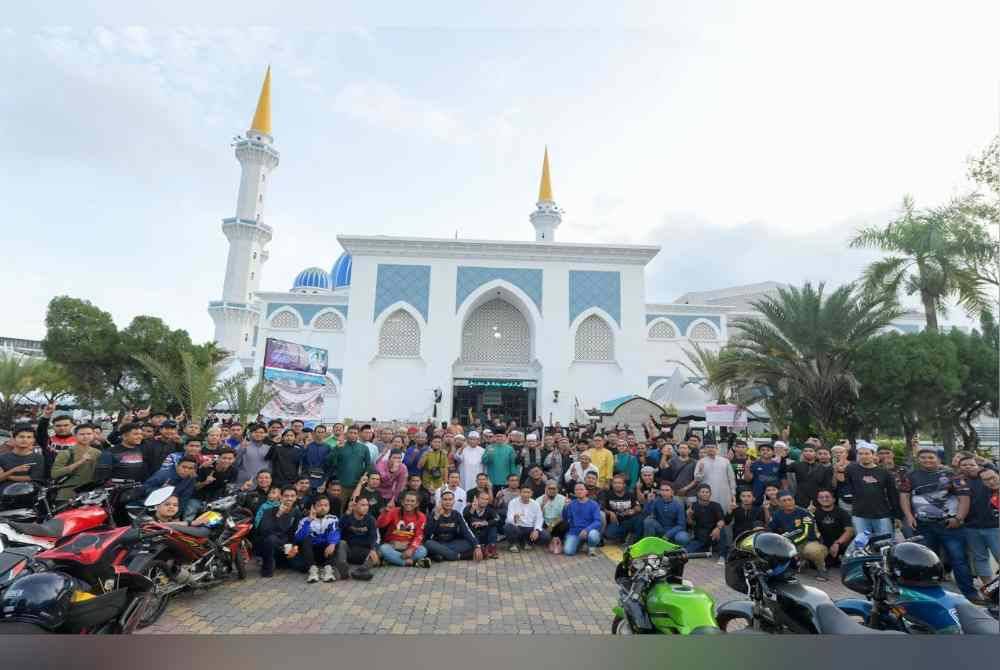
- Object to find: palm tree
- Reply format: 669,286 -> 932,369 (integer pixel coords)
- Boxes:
0,352 -> 40,428
133,350 -> 222,425
667,342 -> 740,404
850,194 -> 995,331
218,372 -> 277,425
721,282 -> 901,434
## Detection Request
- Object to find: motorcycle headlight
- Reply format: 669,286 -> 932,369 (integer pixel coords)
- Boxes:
71,590 -> 96,603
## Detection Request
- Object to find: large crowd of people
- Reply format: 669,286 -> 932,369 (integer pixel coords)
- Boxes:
1,405 -> 996,603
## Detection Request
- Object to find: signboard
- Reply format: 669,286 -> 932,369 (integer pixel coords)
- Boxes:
453,378 -> 537,389
705,404 -> 748,428
263,338 -> 328,376
261,368 -> 326,420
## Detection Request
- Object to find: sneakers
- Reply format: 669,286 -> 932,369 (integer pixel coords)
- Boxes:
509,545 -> 521,553
716,557 -> 725,566
588,546 -> 597,557
415,557 -> 432,569
321,565 -> 336,583
815,570 -> 829,582
306,565 -> 320,583
487,544 -> 499,559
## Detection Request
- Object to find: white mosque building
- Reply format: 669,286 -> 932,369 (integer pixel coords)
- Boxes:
209,69 -> 927,425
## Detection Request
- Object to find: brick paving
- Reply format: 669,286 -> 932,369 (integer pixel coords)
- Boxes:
141,544 -> 854,634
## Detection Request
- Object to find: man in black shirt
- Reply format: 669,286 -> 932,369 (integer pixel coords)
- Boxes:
837,442 -> 896,537
141,419 -> 181,477
96,423 -> 150,483
267,429 -> 303,488
256,486 -> 303,577
464,490 -> 499,558
0,424 -> 46,493
188,449 -> 238,519
684,484 -> 729,561
601,473 -> 643,543
813,489 -> 853,566
729,440 -> 752,495
335,496 -> 379,578
424,490 -> 481,561
731,489 -> 766,539
958,456 -> 1000,584
397,474 -> 432,514
787,445 -> 833,507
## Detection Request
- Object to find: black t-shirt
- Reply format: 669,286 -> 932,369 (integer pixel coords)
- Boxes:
426,509 -> 469,543
731,505 -> 766,539
305,492 -> 344,517
690,500 -> 725,540
843,463 -> 895,519
266,444 -> 303,486
526,478 -> 547,499
636,479 -> 658,505
814,505 -> 852,546
964,477 -> 997,528
0,451 -> 45,493
104,445 -> 150,482
788,461 -> 833,507
730,457 -> 751,493
900,467 -> 969,522
358,487 -> 385,518
339,512 -> 377,549
601,489 -> 639,517
195,465 -> 237,501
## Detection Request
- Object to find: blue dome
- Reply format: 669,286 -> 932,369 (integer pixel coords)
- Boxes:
331,252 -> 352,288
292,266 -> 331,291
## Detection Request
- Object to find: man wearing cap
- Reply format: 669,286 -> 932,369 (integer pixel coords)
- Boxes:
518,433 -> 547,484
835,441 -> 897,538
453,430 -> 485,491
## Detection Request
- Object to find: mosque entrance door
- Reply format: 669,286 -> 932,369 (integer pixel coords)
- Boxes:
452,379 -> 537,428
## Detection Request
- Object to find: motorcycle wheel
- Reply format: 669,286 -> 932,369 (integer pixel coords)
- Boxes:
611,616 -> 634,635
233,541 -> 248,581
137,560 -> 172,629
715,612 -> 753,633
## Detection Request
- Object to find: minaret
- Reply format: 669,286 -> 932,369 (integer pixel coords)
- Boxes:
208,67 -> 280,363
529,147 -> 562,242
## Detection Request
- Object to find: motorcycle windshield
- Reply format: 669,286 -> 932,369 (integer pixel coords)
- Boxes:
628,536 -> 678,558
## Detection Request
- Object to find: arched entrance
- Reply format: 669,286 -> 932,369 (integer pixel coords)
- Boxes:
453,291 -> 539,427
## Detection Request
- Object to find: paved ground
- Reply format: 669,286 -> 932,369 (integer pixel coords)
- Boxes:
141,544 -> 854,634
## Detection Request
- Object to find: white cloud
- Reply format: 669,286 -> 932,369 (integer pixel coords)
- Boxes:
333,80 -> 465,142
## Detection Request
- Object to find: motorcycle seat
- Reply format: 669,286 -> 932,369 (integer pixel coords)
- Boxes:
8,519 -> 65,538
953,601 -> 999,635
167,524 -> 212,538
814,604 -> 903,635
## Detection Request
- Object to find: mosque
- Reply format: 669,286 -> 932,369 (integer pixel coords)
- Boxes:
208,68 -> 926,425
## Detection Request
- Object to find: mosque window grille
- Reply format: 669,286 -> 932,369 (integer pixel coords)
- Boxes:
270,310 -> 300,329
689,322 -> 718,341
378,309 -> 421,357
312,311 -> 344,331
648,320 -> 678,339
574,314 -> 614,362
461,299 -> 531,365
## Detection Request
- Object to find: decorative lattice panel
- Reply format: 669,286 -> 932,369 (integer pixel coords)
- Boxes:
649,320 -> 677,339
312,311 -> 343,331
270,310 -> 300,329
378,309 -> 421,357
689,322 -> 718,341
574,314 -> 614,361
461,299 -> 530,364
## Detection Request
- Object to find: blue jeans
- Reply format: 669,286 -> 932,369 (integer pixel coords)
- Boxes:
964,526 -> 1000,578
916,522 -> 976,599
564,529 -> 601,555
851,516 -> 894,539
184,498 -> 205,521
424,538 -> 474,561
641,518 -> 691,546
378,542 -> 428,566
685,532 -> 730,558
605,515 -> 643,541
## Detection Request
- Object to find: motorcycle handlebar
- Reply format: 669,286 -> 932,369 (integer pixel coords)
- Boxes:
684,552 -> 713,559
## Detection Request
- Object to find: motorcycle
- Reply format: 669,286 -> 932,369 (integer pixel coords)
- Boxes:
835,532 -> 997,635
125,486 -> 254,626
0,475 -> 75,523
0,532 -> 156,634
611,536 -> 717,634
715,530 -> 902,634
0,480 -> 142,551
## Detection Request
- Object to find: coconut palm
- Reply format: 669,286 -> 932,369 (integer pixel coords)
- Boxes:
133,350 -> 222,425
667,342 -> 742,404
850,194 -> 995,331
721,282 -> 901,434
0,352 -> 40,428
218,372 -> 277,425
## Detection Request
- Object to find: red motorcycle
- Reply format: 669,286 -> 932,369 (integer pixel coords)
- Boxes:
125,487 -> 254,626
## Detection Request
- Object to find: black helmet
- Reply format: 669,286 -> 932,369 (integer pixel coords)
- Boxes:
0,571 -> 76,631
887,542 -> 943,587
0,482 -> 38,510
752,532 -> 799,578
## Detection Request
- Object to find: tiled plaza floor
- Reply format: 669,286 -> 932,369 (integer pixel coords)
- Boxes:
141,544 -> 854,634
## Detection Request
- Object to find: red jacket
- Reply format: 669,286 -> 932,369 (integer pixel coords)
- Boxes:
377,507 -> 426,549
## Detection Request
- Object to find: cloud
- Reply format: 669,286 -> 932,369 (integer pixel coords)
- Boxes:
332,80 -> 465,142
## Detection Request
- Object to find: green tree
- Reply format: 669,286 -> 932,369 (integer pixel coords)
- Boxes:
945,313 -> 999,450
850,195 -> 995,331
133,351 -> 223,425
721,282 -> 901,435
29,360 -> 75,404
667,342 -> 743,404
0,352 -> 40,428
966,135 -> 1000,290
218,372 -> 278,425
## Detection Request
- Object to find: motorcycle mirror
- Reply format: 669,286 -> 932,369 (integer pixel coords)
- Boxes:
144,486 -> 175,508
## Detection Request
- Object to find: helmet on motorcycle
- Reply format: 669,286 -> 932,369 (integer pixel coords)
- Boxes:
887,541 -> 943,587
0,571 -> 75,631
192,511 -> 224,528
0,482 -> 38,511
751,532 -> 798,578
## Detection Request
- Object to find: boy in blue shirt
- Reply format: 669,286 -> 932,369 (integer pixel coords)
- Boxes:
561,482 -> 603,556
294,496 -> 342,583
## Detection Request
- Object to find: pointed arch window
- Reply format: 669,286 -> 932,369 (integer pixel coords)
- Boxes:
574,314 -> 614,361
378,309 -> 421,357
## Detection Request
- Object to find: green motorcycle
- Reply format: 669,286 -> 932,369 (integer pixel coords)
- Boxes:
611,536 -> 719,634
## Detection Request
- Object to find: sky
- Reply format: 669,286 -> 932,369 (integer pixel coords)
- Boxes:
2,2 -> 998,342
